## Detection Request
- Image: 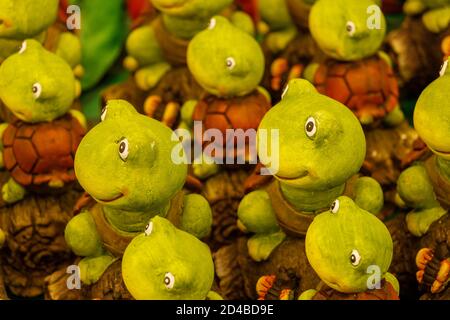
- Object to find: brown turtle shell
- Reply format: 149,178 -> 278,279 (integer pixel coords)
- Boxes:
192,90 -> 271,160
313,55 -> 399,122
312,280 -> 399,300
2,114 -> 85,191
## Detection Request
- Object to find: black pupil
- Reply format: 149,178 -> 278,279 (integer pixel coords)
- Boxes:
32,86 -> 38,93
331,203 -> 335,210
351,255 -> 355,263
119,142 -> 126,153
306,121 -> 315,132
165,277 -> 170,284
347,24 -> 353,32
227,60 -> 232,66
101,107 -> 106,115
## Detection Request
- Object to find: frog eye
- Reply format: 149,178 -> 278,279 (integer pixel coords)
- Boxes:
208,18 -> 216,30
19,41 -> 27,54
350,249 -> 361,266
164,272 -> 175,289
144,222 -> 153,236
305,116 -> 317,138
100,106 -> 107,122
281,85 -> 289,99
330,199 -> 340,213
226,57 -> 236,70
440,60 -> 448,77
346,21 -> 356,37
118,138 -> 129,161
32,83 -> 42,99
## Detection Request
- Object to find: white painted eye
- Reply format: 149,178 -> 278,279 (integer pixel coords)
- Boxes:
208,18 -> 216,30
305,116 -> 317,138
330,199 -> 340,213
440,60 -> 448,77
144,221 -> 153,236
346,21 -> 356,37
118,138 -> 129,161
19,41 -> 27,54
281,85 -> 289,99
350,249 -> 361,266
164,272 -> 175,289
32,83 -> 42,99
100,106 -> 107,122
226,57 -> 236,70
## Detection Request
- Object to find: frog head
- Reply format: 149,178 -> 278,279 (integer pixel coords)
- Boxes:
0,39 -> 75,123
414,58 -> 450,160
187,16 -> 264,97
0,0 -> 58,39
74,100 -> 188,214
258,79 -> 366,191
151,0 -> 233,19
306,196 -> 393,293
259,0 -> 294,31
122,216 -> 214,300
309,0 -> 386,61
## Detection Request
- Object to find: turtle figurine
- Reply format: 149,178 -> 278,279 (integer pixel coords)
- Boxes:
179,16 -> 270,250
385,0 -> 450,95
53,100 -> 212,299
396,59 -> 450,297
122,216 -> 222,300
213,79 -> 384,300
297,196 -> 400,300
108,0 -> 254,128
304,0 -> 418,207
0,39 -> 85,205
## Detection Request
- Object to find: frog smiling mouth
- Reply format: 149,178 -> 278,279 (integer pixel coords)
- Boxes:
97,193 -> 125,203
276,171 -> 309,181
430,147 -> 450,156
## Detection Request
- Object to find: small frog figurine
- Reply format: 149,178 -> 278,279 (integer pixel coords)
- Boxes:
0,39 -> 86,204
397,59 -> 450,295
64,100 -> 212,285
122,216 -> 222,300
298,196 -> 399,300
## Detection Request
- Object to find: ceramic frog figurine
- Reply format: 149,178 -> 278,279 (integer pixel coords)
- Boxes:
64,100 -> 212,285
298,196 -> 399,300
0,0 -> 82,75
0,39 -> 86,204
124,0 -> 253,91
181,16 -> 270,180
397,59 -> 450,294
404,0 -> 450,33
237,79 -> 384,262
122,216 -> 221,300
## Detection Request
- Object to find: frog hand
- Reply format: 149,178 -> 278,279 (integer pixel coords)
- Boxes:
256,275 -> 294,300
270,58 -> 304,92
247,231 -> 286,262
416,248 -> 450,294
143,95 -> 180,128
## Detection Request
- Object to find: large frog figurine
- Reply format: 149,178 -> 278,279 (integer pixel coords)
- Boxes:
0,39 -> 86,204
386,0 -> 450,94
64,100 -> 212,285
122,216 -> 221,300
238,79 -> 383,262
304,0 -> 418,201
397,59 -> 450,295
178,16 -> 269,249
298,196 -> 399,300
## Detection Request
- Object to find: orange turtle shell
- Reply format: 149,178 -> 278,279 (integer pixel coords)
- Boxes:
313,55 -> 399,122
192,90 -> 271,161
2,114 -> 85,191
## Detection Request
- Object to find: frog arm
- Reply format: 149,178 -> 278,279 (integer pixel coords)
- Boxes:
124,24 -> 166,72
134,62 -> 172,91
55,32 -> 82,72
238,190 -> 286,262
298,289 -> 317,300
397,164 -> 440,210
206,291 -> 224,300
180,194 -> 213,239
265,27 -> 298,54
384,272 -> 400,296
69,109 -> 88,131
377,51 -> 393,68
230,11 -> 255,36
64,210 -> 105,258
422,7 -> 450,33
403,0 -> 427,15
0,123 -> 9,169
352,176 -> 384,215
384,105 -> 405,127
180,100 -> 198,129
303,63 -> 320,83
257,86 -> 272,104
